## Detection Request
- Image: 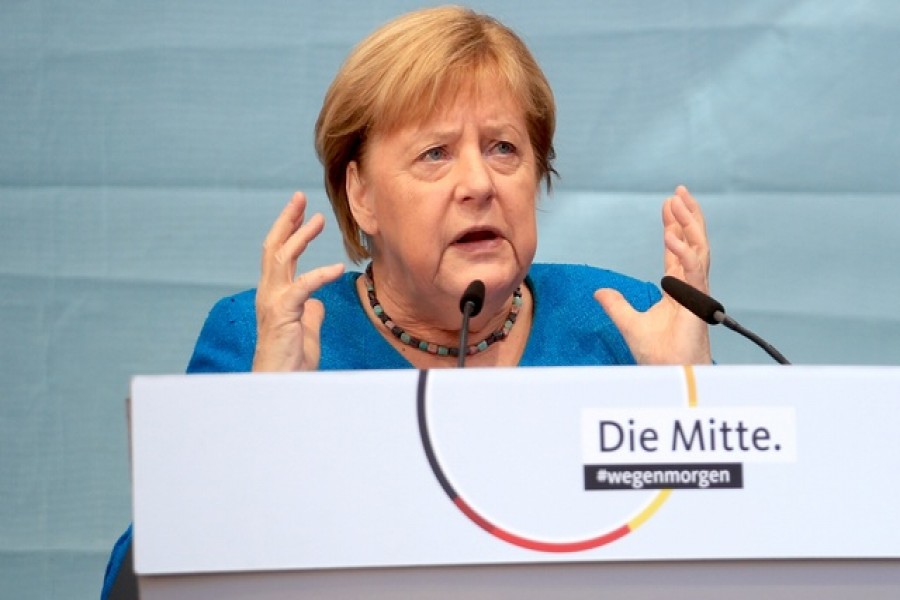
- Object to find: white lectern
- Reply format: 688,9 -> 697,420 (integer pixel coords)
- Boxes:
129,366 -> 900,598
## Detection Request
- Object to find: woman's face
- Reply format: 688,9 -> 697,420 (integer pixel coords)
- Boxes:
347,81 -> 539,319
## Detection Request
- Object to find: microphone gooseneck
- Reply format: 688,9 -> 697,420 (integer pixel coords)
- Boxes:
660,275 -> 791,365
457,280 -> 486,368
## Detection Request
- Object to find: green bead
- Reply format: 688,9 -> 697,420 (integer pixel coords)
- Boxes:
418,341 -> 428,350
373,305 -> 383,316
437,346 -> 449,356
400,332 -> 411,344
477,340 -> 489,352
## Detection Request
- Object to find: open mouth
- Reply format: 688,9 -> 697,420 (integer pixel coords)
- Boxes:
454,228 -> 500,244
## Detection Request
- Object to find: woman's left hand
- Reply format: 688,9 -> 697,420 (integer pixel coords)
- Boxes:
594,185 -> 713,365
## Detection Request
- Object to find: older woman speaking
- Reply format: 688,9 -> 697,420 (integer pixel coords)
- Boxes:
102,5 -> 711,597
192,6 -> 711,375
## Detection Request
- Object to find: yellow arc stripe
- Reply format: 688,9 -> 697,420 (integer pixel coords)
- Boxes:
627,367 -> 698,533
628,366 -> 699,532
628,489 -> 672,531
683,365 -> 698,407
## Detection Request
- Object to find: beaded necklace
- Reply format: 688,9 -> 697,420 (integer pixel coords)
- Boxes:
363,263 -> 522,358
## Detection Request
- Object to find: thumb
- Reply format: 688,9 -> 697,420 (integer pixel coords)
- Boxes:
301,298 -> 326,340
300,298 -> 327,369
594,288 -> 638,336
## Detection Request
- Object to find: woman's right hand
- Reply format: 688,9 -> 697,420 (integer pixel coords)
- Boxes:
252,192 -> 344,372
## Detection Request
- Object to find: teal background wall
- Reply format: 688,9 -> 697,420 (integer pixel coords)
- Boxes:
2,1 -> 899,597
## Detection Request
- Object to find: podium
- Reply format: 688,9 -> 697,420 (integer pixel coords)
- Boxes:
129,366 -> 900,598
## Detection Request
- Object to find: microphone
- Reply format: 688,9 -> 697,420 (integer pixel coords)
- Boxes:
660,276 -> 791,365
457,280 -> 486,368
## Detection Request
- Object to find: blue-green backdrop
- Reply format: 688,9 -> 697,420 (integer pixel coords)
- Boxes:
2,1 -> 899,597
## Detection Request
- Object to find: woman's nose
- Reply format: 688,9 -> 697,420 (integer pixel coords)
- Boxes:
456,149 -> 495,202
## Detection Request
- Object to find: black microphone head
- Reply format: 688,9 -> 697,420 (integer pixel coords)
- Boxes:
459,280 -> 486,317
660,276 -> 724,325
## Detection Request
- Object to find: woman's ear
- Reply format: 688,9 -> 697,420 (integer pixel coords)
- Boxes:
346,161 -> 378,236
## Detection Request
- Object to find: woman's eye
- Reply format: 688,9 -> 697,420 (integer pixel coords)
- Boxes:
422,147 -> 447,161
494,141 -> 516,155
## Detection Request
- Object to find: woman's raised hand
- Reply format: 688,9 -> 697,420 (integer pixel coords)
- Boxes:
594,185 -> 713,365
252,192 -> 344,371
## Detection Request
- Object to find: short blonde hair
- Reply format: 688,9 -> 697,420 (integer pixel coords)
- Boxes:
315,5 -> 557,262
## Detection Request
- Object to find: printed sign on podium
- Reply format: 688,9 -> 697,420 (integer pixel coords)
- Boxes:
129,366 -> 900,599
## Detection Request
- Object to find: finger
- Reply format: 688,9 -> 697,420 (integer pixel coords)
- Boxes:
274,212 -> 327,279
300,298 -> 327,369
594,288 -> 639,336
675,185 -> 705,229
282,263 -> 345,309
669,193 -> 708,252
664,229 -> 707,289
261,193 -> 308,274
302,298 -> 326,337
663,188 -> 709,282
662,197 -> 686,275
267,192 -> 308,245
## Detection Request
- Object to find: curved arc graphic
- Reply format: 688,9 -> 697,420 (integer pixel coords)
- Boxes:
416,368 -> 694,553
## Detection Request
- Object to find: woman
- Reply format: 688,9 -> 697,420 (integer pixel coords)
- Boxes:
102,6 -> 710,598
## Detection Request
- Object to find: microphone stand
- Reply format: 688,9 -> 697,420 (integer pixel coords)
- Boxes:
457,280 -> 486,368
714,311 -> 791,365
661,275 -> 791,365
457,301 -> 475,368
